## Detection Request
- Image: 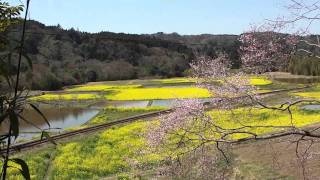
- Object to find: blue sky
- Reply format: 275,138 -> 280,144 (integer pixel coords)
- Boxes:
8,0 -> 298,35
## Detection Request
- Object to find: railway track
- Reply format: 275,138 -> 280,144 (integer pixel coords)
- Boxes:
2,85 -> 310,154
2,109 -> 173,154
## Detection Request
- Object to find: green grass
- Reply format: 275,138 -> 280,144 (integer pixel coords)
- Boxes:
153,77 -> 196,84
85,106 -> 165,126
66,84 -> 142,92
104,87 -> 211,100
5,148 -> 56,180
66,77 -> 195,88
30,94 -> 100,101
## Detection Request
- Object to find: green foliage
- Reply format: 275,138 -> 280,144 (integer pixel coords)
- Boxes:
86,106 -> 165,126
31,73 -> 63,90
66,84 -> 142,92
288,55 -> 320,76
2,20 -> 245,90
9,159 -> 31,180
0,2 -> 23,32
30,93 -> 100,101
0,2 -> 35,179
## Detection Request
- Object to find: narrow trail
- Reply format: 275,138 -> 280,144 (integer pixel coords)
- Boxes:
2,86 -> 310,154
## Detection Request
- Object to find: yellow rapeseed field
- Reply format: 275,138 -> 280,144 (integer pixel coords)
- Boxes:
208,106 -> 320,139
293,92 -> 320,99
249,77 -> 272,86
7,105 -> 320,179
104,87 -> 212,100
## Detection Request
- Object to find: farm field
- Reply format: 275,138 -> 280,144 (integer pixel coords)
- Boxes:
6,102 -> 320,179
6,75 -> 320,179
292,86 -> 320,99
30,76 -> 287,102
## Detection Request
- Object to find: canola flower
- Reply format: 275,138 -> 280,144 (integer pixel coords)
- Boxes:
5,148 -> 55,180
7,105 -> 320,179
149,101 -> 320,148
104,87 -> 212,100
50,121 -> 163,179
208,106 -> 320,139
293,92 -> 320,99
249,77 -> 272,86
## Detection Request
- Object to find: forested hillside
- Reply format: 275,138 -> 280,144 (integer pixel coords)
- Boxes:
1,20 -> 240,90
288,35 -> 320,76
1,20 -> 318,90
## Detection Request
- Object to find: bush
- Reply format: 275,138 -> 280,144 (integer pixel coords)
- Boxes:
32,73 -> 63,90
288,55 -> 320,76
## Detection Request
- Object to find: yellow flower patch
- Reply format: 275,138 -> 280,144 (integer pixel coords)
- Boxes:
104,87 -> 212,100
249,77 -> 272,86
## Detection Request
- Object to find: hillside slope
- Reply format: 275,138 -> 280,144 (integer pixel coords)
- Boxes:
2,20 -> 241,90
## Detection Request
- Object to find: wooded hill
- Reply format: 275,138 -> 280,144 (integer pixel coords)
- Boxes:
1,20 -> 318,90
1,20 -> 240,90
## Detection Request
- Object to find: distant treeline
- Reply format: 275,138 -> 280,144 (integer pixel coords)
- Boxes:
1,20 -> 319,91
0,20 -> 240,90
288,35 -> 320,76
289,55 -> 320,76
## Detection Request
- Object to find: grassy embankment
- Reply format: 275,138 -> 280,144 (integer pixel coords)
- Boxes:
7,103 -> 320,179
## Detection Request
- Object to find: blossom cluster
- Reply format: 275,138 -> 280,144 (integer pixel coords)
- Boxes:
239,31 -> 297,73
147,55 -> 258,146
147,98 -> 206,146
191,55 -> 256,98
190,55 -> 230,80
